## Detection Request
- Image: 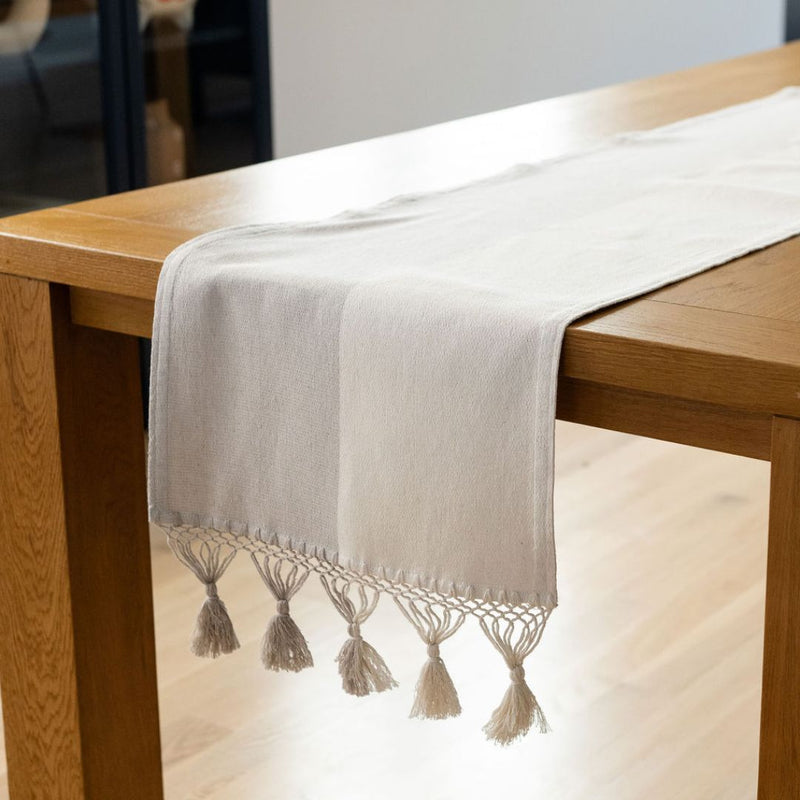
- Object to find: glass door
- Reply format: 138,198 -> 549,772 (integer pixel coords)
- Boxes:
0,0 -> 271,215
0,0 -> 108,215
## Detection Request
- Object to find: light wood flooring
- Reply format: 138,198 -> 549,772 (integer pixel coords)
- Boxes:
0,422 -> 772,799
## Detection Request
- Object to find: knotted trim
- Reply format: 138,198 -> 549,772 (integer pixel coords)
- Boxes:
164,525 -> 553,743
321,576 -> 398,696
479,612 -> 552,744
394,598 -> 465,719
169,537 -> 240,658
253,554 -> 313,672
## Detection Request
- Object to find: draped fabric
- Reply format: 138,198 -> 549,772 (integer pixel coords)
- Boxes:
149,89 -> 800,742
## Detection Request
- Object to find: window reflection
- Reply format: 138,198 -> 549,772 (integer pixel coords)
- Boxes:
0,0 -> 269,216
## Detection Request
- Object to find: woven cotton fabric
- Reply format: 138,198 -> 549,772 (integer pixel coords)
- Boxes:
150,88 -> 800,604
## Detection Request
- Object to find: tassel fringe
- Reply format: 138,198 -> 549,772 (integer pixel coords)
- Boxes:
170,538 -> 240,658
253,556 -> 313,672
479,612 -> 552,745
337,624 -> 398,696
322,577 -> 397,696
192,583 -> 240,658
482,666 -> 550,745
262,606 -> 314,672
395,598 -> 464,720
410,643 -> 461,719
165,528 -> 555,743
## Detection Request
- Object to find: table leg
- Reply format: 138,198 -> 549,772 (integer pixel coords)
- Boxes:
758,415 -> 800,798
0,276 -> 163,799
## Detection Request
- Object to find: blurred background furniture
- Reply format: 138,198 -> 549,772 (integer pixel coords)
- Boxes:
0,0 -> 271,217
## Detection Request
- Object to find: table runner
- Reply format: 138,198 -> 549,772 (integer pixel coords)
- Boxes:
149,88 -> 800,744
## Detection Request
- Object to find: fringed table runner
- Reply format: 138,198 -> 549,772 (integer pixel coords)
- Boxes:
149,89 -> 800,745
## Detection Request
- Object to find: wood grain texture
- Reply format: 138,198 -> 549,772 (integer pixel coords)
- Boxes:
70,288 -> 158,338
758,416 -> 800,799
0,275 -> 163,799
651,235 -> 800,322
0,276 -> 85,798
0,209 -> 189,299
566,301 -> 800,418
557,379 -> 771,460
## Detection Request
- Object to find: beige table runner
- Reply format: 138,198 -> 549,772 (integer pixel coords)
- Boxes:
149,88 -> 800,744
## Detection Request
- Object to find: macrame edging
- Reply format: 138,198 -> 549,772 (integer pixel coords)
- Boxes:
151,506 -> 556,608
165,523 -> 553,745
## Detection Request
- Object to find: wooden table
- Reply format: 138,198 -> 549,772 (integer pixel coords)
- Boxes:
1,43 -> 799,800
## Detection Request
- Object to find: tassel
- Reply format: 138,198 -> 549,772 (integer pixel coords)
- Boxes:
192,581 -> 240,658
262,601 -> 314,672
252,554 -> 313,673
395,598 -> 464,720
483,665 -> 550,745
169,535 -> 241,658
321,577 -> 397,696
337,622 -> 397,696
410,643 -> 461,719
479,610 -> 552,745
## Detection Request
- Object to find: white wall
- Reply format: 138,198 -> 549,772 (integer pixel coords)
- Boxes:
269,0 -> 785,158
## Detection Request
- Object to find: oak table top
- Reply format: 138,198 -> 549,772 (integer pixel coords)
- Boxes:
2,45 -> 800,468
2,46 -> 800,431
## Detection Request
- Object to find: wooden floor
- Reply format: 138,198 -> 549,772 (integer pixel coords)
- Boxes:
0,422 -> 770,799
